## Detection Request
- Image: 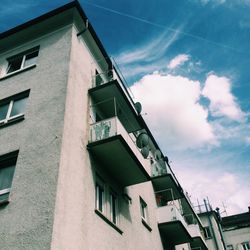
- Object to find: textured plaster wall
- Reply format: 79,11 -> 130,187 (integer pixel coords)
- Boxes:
0,26 -> 72,249
199,214 -> 225,250
51,25 -> 164,249
224,227 -> 250,249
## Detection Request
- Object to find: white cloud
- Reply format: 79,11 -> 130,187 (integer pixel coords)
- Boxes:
175,166 -> 250,215
131,72 -> 217,150
202,74 -> 246,121
167,54 -> 190,69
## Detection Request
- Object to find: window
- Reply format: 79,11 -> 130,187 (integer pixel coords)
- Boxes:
110,192 -> 118,225
242,242 -> 250,250
0,90 -> 30,126
96,182 -> 105,213
0,151 -> 18,204
204,226 -> 212,239
95,175 -> 120,229
140,197 -> 148,221
227,245 -> 234,250
140,196 -> 152,231
6,47 -> 39,75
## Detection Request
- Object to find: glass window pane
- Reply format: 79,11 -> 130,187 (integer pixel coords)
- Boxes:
7,57 -> 23,73
10,98 -> 27,117
24,51 -> 38,68
111,194 -> 117,224
0,104 -> 9,121
0,165 -> 15,190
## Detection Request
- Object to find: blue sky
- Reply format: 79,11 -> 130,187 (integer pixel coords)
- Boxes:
1,0 -> 249,215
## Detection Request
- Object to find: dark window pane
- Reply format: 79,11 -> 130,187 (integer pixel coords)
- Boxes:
0,104 -> 9,120
7,56 -> 23,73
111,194 -> 117,224
10,98 -> 27,117
0,165 -> 15,190
24,51 -> 38,67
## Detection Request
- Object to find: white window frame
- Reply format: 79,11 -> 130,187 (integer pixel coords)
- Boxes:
5,47 -> 39,76
204,226 -> 212,239
242,242 -> 250,250
95,181 -> 105,214
0,91 -> 29,126
0,151 -> 18,204
95,175 -> 120,226
110,191 -> 118,225
140,197 -> 148,222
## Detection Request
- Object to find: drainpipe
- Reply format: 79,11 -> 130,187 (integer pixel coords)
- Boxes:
215,208 -> 227,250
204,199 -> 220,250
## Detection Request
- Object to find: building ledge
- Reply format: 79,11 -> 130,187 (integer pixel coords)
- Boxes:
141,218 -> 152,232
0,115 -> 25,129
95,209 -> 123,235
0,64 -> 36,81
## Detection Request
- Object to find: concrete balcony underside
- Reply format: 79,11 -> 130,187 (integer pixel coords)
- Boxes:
159,221 -> 192,245
157,205 -> 192,245
88,117 -> 151,187
188,224 -> 208,250
152,174 -> 183,200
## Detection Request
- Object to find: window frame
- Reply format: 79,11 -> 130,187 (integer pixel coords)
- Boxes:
0,90 -> 30,127
140,197 -> 148,221
95,180 -> 105,214
242,242 -> 250,250
226,245 -> 234,250
204,226 -> 212,239
139,196 -> 152,232
0,150 -> 19,205
109,190 -> 118,225
3,46 -> 39,78
94,174 -> 121,232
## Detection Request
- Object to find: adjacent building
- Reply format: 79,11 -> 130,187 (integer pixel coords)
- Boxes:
222,208 -> 250,250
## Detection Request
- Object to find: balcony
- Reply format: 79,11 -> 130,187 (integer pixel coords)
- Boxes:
151,160 -> 183,201
188,224 -> 208,250
88,116 -> 151,187
89,68 -> 141,133
157,204 -> 192,245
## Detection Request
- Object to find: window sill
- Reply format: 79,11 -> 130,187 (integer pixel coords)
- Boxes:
95,209 -> 123,235
0,64 -> 36,81
141,218 -> 152,232
0,114 -> 25,129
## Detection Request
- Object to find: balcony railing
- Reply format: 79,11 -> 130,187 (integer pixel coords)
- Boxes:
157,204 -> 187,226
91,68 -> 137,114
188,224 -> 203,238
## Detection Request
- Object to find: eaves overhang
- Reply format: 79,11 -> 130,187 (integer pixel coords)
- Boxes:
0,0 -> 112,69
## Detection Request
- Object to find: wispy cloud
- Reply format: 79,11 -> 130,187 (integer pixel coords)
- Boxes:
167,54 -> 190,69
114,25 -> 185,79
116,28 -> 183,65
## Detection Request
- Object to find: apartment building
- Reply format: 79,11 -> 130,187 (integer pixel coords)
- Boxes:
222,208 -> 250,250
196,201 -> 226,250
196,200 -> 250,250
0,1 -> 208,249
